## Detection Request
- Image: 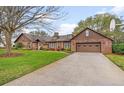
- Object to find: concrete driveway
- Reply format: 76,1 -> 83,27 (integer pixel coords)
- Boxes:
5,53 -> 124,86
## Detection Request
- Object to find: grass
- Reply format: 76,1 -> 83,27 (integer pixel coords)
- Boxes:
0,49 -> 68,85
106,54 -> 124,70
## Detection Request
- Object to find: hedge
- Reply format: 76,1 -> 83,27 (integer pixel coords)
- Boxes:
112,43 -> 124,54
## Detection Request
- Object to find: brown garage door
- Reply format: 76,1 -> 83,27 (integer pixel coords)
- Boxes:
76,42 -> 101,52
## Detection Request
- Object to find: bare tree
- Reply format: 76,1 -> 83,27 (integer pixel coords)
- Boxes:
0,6 -> 64,55
30,28 -> 49,37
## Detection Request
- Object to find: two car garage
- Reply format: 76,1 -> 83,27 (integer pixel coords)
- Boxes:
76,42 -> 101,52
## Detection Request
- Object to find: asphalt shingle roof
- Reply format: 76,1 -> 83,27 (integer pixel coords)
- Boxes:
46,34 -> 73,42
15,33 -> 73,43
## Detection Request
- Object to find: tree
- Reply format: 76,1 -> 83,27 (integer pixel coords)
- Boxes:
29,28 -> 49,37
0,6 -> 64,55
73,13 -> 124,42
73,13 -> 122,35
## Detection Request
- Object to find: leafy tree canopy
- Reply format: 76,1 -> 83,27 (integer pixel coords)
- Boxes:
73,13 -> 124,43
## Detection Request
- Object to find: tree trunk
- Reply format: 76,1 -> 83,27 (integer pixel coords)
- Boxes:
4,31 -> 12,56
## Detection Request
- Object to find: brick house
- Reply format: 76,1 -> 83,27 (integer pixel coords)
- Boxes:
14,32 -> 72,50
14,28 -> 113,53
14,33 -> 48,50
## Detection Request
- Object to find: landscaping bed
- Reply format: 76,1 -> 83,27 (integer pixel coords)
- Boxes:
0,49 -> 68,85
0,53 -> 23,58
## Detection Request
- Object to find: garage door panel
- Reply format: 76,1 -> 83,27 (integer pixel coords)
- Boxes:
76,43 -> 101,52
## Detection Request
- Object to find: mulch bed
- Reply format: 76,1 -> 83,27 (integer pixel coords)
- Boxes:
113,53 -> 124,55
0,53 -> 23,58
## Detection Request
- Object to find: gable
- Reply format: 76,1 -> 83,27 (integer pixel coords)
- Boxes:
14,34 -> 32,43
71,28 -> 113,41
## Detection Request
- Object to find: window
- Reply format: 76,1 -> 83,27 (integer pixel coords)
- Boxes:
86,30 -> 89,37
64,42 -> 70,49
49,43 -> 53,48
49,43 -> 57,48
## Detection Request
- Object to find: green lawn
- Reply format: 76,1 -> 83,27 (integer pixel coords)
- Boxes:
106,54 -> 124,70
0,49 -> 68,85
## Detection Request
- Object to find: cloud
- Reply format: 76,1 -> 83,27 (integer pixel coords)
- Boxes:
56,23 -> 78,35
96,8 -> 107,14
96,6 -> 124,15
22,28 -> 31,33
18,24 -> 77,35
22,23 -> 78,35
111,6 -> 124,14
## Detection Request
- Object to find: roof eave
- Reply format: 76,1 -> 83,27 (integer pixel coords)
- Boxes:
46,40 -> 71,43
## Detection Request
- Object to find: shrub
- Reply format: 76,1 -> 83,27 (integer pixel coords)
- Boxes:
63,48 -> 71,53
15,43 -> 23,49
112,43 -> 124,54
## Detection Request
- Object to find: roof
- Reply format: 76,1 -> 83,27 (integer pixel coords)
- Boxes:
15,28 -> 113,43
71,27 -> 113,41
46,34 -> 73,42
14,33 -> 73,43
14,33 -> 49,43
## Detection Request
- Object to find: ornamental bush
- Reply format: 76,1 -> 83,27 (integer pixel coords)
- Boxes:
15,43 -> 23,49
112,43 -> 124,54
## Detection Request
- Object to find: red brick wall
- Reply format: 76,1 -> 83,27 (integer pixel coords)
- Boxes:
15,34 -> 32,49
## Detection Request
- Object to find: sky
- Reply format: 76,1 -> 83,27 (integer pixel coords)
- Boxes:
54,6 -> 124,35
